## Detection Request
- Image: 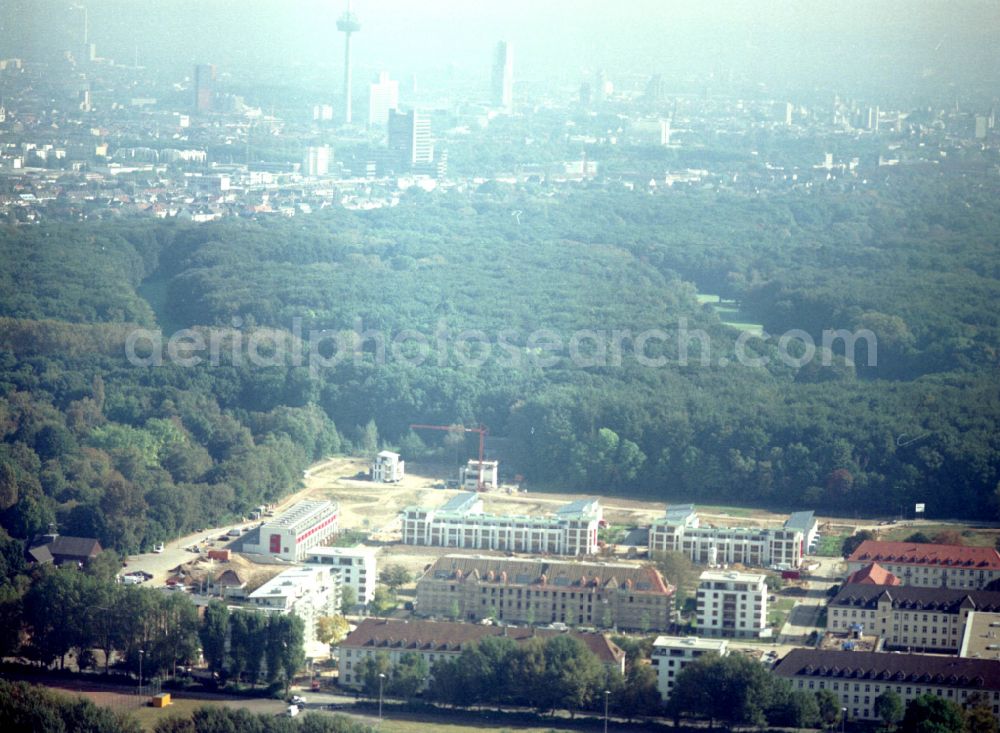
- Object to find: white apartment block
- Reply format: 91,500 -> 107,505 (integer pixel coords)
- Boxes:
371,450 -> 404,483
242,500 -> 339,562
651,636 -> 729,700
459,459 -> 499,490
247,565 -> 338,645
401,493 -> 601,556
305,545 -> 377,605
775,649 -> 1000,724
846,541 -> 1000,590
696,570 -> 768,638
649,504 -> 804,569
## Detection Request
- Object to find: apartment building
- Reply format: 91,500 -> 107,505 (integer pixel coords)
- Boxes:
827,584 -> 1000,653
402,493 -> 602,556
651,636 -> 729,700
648,504 -> 804,569
773,649 -> 1000,723
242,500 -> 339,562
337,618 -> 625,689
246,565 -> 338,645
415,554 -> 675,631
305,545 -> 377,605
371,451 -> 404,483
846,541 -> 1000,590
696,570 -> 768,638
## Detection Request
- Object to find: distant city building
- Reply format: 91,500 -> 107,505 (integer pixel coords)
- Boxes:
976,115 -> 988,139
368,71 -> 399,127
305,545 -> 377,605
371,450 -> 404,483
242,500 -> 339,562
302,145 -> 332,177
387,109 -> 433,169
193,64 -> 216,113
336,1 -> 362,124
247,565 -> 338,645
773,649 -> 1000,724
337,618 -> 625,689
696,570 -> 768,638
491,41 -> 513,112
651,636 -> 729,700
313,104 -> 334,122
660,118 -> 671,145
845,541 -> 1000,589
416,554 -> 675,630
648,505 -> 805,569
645,74 -> 666,102
401,493 -> 602,556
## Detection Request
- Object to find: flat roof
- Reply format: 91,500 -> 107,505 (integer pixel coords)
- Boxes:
261,500 -> 337,533
248,566 -> 325,598
653,635 -> 729,652
440,492 -> 480,513
960,611 -> 1000,660
305,545 -> 376,559
699,570 -> 767,584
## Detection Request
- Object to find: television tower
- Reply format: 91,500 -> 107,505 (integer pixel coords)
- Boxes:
337,0 -> 361,124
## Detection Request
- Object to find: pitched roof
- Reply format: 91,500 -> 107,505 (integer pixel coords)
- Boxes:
339,618 -> 625,665
27,544 -> 53,564
845,562 -> 901,586
46,536 -> 102,560
830,583 -> 1000,613
848,541 -> 1000,569
422,554 -> 673,595
773,649 -> 1000,691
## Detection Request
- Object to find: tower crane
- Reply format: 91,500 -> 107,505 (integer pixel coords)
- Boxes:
409,423 -> 489,490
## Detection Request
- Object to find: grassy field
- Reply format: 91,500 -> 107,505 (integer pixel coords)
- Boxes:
767,597 -> 797,629
878,524 -> 998,547
814,534 -> 848,557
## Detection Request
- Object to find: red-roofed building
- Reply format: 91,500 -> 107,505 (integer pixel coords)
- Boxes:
844,562 -> 901,586
337,618 -> 625,689
846,541 -> 1000,589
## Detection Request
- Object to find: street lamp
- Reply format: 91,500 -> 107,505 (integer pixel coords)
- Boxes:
138,649 -> 145,696
841,706 -> 847,733
378,672 -> 386,723
603,689 -> 610,733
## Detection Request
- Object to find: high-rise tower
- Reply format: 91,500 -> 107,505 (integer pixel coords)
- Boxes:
194,64 -> 216,113
337,1 -> 362,124
492,41 -> 513,112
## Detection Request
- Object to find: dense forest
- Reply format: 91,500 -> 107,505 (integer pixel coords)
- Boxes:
0,169 -> 998,553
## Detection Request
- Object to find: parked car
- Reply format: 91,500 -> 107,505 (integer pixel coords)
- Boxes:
153,543 -> 164,553
290,695 -> 307,705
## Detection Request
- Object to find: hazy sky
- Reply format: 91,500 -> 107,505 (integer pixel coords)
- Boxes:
3,1 -> 998,97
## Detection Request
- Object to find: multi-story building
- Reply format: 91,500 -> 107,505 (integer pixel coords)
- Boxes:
415,554 -> 675,631
193,63 -> 215,113
246,565 -> 338,645
401,493 -> 601,556
387,109 -> 433,168
651,636 -> 729,700
773,649 -> 1000,724
337,618 -> 624,689
242,500 -> 339,562
959,610 -> 1000,660
304,545 -> 377,605
649,505 -> 804,569
371,450 -> 404,483
491,41 -> 513,112
368,71 -> 399,128
459,459 -> 498,490
827,584 -> 1000,653
696,570 -> 768,638
845,541 -> 1000,590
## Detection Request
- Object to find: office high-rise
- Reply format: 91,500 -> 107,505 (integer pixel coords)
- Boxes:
387,109 -> 433,168
368,71 -> 399,128
491,41 -> 513,112
194,64 -> 216,113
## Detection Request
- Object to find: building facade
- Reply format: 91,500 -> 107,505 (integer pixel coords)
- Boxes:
242,500 -> 339,562
371,450 -> 404,483
368,71 -> 399,127
246,565 -> 338,645
696,570 -> 768,638
827,584 -> 1000,653
401,494 -> 601,556
305,545 -> 377,605
491,41 -> 513,112
459,459 -> 498,490
651,636 -> 729,700
846,541 -> 1000,590
415,554 -> 675,631
648,504 -> 804,569
773,649 -> 1000,723
387,109 -> 433,168
337,618 -> 624,689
